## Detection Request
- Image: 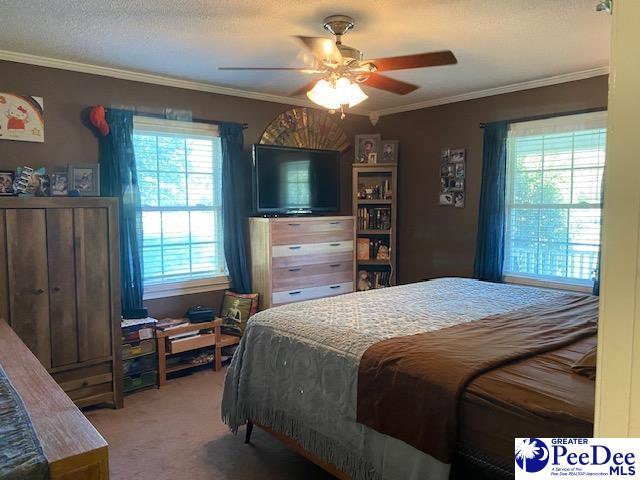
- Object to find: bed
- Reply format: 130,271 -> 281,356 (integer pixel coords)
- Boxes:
222,278 -> 597,480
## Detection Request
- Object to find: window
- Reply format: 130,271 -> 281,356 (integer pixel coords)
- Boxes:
132,117 -> 228,299
504,111 -> 607,288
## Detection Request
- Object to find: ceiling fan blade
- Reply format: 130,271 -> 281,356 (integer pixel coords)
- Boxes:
366,50 -> 457,71
290,79 -> 321,97
219,67 -> 322,73
295,36 -> 343,65
362,73 -> 419,95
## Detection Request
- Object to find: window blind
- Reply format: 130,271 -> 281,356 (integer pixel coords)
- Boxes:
132,117 -> 227,287
504,111 -> 607,285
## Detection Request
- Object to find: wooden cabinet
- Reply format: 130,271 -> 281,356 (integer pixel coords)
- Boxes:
0,198 -> 122,408
249,216 -> 356,309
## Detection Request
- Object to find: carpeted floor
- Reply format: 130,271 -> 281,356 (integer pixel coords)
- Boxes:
85,367 -> 333,480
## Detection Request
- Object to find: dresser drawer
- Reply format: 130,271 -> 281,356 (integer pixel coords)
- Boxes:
272,240 -> 353,258
272,250 -> 354,269
273,263 -> 353,292
51,361 -> 114,406
272,282 -> 353,306
271,219 -> 353,245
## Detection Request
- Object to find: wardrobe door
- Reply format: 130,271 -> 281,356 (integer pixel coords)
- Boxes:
6,209 -> 51,368
46,208 -> 78,368
74,208 -> 111,362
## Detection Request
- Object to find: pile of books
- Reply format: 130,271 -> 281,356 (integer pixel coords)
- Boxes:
156,318 -> 207,343
356,207 -> 392,230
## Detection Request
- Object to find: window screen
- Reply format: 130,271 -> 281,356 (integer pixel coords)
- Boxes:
132,117 -> 227,287
504,111 -> 607,285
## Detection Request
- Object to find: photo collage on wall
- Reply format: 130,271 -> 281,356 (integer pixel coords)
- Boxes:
439,148 -> 465,208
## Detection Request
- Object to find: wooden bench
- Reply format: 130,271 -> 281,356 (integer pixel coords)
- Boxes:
0,319 -> 109,479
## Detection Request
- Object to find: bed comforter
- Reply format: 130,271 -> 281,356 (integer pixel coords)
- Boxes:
221,278 -> 578,480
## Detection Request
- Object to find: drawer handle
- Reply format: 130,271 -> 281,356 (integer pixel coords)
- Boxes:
288,268 -> 302,272
329,285 -> 341,290
329,221 -> 340,225
289,291 -> 302,295
52,287 -> 61,292
35,288 -> 45,295
288,223 -> 301,226
329,264 -> 341,268
329,243 -> 340,247
289,246 -> 302,250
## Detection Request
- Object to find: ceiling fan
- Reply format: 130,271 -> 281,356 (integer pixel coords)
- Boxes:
220,15 -> 457,115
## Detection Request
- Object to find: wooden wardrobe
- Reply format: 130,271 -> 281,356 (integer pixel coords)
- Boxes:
0,197 -> 122,408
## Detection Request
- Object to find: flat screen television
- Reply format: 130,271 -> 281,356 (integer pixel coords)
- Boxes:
252,144 -> 340,215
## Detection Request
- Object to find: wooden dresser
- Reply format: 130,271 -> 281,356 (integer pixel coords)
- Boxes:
249,216 -> 356,309
0,198 -> 122,409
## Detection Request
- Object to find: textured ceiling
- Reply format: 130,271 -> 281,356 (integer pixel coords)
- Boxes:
0,0 -> 611,113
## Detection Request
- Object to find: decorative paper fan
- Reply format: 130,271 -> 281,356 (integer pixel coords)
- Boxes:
259,108 -> 350,153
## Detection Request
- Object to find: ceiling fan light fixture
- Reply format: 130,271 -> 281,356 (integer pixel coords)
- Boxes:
306,77 -> 368,111
346,81 -> 368,107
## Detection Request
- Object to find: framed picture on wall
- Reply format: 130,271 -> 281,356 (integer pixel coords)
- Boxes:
68,164 -> 100,196
439,147 -> 466,208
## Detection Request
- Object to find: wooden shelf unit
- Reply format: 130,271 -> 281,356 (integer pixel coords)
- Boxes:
353,163 -> 398,288
156,318 -> 240,386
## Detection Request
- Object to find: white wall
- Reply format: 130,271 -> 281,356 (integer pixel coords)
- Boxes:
594,0 -> 640,437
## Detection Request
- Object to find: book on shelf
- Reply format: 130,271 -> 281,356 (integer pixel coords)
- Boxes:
356,207 -> 392,230
157,318 -> 189,330
168,331 -> 200,341
171,333 -> 202,343
357,238 -> 370,260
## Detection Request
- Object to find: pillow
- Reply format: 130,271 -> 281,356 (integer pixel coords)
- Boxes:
571,346 -> 597,380
220,291 -> 259,336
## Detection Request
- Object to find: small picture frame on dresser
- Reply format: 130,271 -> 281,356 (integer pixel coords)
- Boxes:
68,164 -> 100,196
0,171 -> 15,195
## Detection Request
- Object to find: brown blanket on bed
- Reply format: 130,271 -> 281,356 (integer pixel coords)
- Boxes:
356,293 -> 598,463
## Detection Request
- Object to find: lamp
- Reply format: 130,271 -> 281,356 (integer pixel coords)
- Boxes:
306,77 -> 368,111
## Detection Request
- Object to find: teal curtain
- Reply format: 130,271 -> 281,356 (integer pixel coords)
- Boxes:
474,121 -> 509,282
220,123 -> 251,293
593,174 -> 605,296
99,109 -> 144,315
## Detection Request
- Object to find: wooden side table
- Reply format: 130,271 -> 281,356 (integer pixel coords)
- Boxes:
156,318 -> 240,387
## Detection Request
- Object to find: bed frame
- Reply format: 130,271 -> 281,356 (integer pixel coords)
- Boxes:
244,421 -> 513,480
245,421 -> 349,479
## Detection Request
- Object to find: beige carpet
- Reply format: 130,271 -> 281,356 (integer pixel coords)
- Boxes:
85,368 -> 333,480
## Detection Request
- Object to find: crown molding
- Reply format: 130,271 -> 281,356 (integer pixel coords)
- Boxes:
371,66 -> 610,117
0,50 -> 608,119
0,49 -> 374,115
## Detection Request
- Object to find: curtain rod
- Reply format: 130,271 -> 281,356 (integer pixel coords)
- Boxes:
105,107 -> 248,129
478,107 -> 607,129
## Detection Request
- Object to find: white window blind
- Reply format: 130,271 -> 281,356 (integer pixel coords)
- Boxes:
504,111 -> 607,286
132,117 -> 227,291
